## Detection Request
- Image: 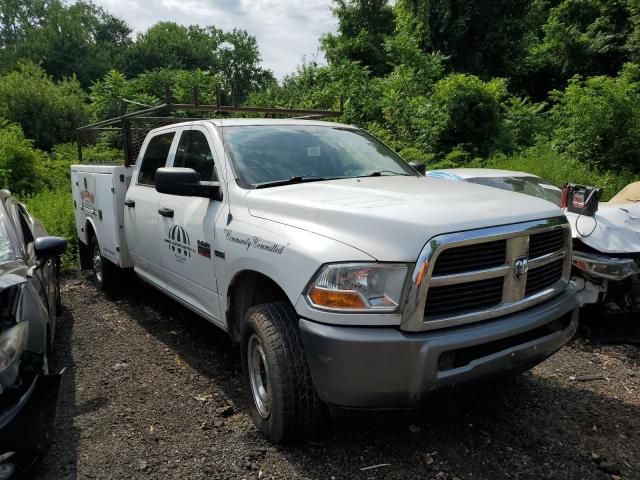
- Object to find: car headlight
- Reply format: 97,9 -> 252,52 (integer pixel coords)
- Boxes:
306,263 -> 410,312
573,251 -> 640,281
0,321 -> 29,374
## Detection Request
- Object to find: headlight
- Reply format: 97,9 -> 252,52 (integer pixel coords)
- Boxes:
0,321 -> 29,374
573,251 -> 640,281
306,263 -> 409,312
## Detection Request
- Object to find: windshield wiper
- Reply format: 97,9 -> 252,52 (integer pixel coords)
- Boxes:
254,175 -> 333,189
358,170 -> 412,177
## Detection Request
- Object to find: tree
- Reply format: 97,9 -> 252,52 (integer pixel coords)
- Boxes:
395,0 -> 534,79
525,0 -> 638,98
629,0 -> 640,62
550,63 -> 640,171
0,63 -> 90,150
0,0 -> 49,48
321,0 -> 395,76
0,0 -> 132,86
217,29 -> 275,105
122,23 -> 274,105
417,74 -> 508,157
0,121 -> 46,193
122,23 -> 221,76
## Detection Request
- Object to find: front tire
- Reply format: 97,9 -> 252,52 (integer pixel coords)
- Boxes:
241,302 -> 324,443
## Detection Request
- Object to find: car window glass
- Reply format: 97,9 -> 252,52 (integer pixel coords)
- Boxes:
17,205 -> 35,257
138,132 -> 175,186
174,130 -> 217,181
222,126 -> 415,186
0,217 -> 15,264
467,176 -> 562,206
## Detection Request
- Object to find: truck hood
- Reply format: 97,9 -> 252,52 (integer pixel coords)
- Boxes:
567,202 -> 640,254
246,176 -> 563,261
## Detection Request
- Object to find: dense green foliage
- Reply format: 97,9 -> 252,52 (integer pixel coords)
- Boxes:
322,0 -> 395,76
1,0 -> 639,269
22,189 -> 76,268
0,63 -> 89,150
0,0 -> 131,87
122,23 -> 274,104
0,121 -> 45,193
549,64 -> 640,172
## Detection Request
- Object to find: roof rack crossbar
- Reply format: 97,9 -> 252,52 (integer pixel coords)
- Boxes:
76,89 -> 344,166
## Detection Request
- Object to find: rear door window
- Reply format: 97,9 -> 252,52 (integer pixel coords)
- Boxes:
173,130 -> 217,181
138,132 -> 175,186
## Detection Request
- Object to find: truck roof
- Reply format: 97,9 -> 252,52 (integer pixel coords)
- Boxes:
150,118 -> 354,134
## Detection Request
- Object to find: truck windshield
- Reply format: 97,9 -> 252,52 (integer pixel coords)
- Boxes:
222,125 -> 417,188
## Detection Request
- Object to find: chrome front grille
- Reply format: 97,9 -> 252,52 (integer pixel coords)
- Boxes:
529,229 -> 565,258
431,239 -> 507,275
424,277 -> 504,316
400,217 -> 572,332
525,258 -> 564,296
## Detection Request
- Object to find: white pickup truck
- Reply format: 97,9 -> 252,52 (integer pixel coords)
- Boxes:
71,118 -> 578,442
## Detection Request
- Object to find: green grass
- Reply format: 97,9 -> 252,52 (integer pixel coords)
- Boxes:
22,188 -> 77,270
483,144 -> 637,200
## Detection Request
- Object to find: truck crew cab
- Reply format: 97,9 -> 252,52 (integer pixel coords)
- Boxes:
72,112 -> 578,443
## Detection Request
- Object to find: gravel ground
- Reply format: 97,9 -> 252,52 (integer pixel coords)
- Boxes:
32,271 -> 639,480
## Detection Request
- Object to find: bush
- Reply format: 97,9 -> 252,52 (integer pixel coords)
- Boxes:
0,63 -> 89,150
22,189 -> 76,270
417,74 -> 507,157
0,121 -> 46,194
550,63 -> 640,172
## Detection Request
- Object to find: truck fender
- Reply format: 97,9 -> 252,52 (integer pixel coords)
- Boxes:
224,267 -> 291,342
82,217 -> 98,246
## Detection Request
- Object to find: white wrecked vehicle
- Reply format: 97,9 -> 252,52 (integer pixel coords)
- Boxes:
426,169 -> 640,314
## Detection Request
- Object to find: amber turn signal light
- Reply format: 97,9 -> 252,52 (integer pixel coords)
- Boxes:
415,260 -> 429,286
308,287 -> 366,309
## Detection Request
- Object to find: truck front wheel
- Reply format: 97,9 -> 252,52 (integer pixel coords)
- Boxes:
241,302 -> 324,443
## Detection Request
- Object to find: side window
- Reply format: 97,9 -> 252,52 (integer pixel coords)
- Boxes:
17,206 -> 34,248
173,130 -> 217,181
138,132 -> 175,186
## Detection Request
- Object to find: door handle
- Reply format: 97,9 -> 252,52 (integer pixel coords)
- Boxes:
158,208 -> 174,218
124,199 -> 135,207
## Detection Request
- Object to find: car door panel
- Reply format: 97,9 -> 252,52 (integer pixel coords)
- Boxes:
124,131 -> 177,285
159,126 -> 224,324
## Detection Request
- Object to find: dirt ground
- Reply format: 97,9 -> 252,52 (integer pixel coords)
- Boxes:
32,271 -> 639,480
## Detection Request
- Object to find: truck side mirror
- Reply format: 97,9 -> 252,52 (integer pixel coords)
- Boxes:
155,168 -> 221,199
34,236 -> 67,263
409,162 -> 426,175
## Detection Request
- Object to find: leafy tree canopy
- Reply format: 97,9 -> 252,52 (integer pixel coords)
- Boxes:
321,0 -> 395,76
0,63 -> 89,150
395,0 -> 535,79
122,23 -> 275,104
0,0 -> 131,87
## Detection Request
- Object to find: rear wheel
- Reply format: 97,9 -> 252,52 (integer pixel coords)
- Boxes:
90,236 -> 117,291
241,302 -> 325,443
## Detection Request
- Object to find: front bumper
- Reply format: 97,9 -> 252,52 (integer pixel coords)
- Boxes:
299,290 -> 577,408
0,373 -> 63,476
